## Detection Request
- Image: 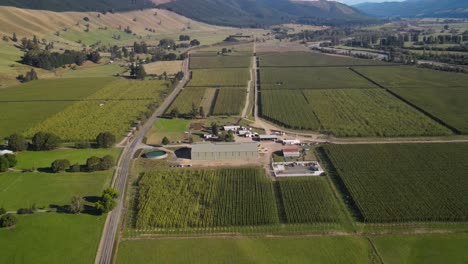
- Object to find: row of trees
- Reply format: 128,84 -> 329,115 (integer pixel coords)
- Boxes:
50,155 -> 115,173
6,132 -> 116,152
22,49 -> 101,70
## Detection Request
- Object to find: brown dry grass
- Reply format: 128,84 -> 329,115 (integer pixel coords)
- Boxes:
144,61 -> 183,75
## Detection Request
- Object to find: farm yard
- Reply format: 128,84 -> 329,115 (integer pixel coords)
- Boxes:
278,177 -> 343,223
133,167 -> 279,229
23,80 -> 172,141
321,143 -> 468,222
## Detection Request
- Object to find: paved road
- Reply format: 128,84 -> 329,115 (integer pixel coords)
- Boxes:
95,57 -> 190,264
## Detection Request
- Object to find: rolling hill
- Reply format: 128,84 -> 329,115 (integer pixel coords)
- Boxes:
160,0 -> 375,27
0,0 -> 158,12
355,0 -> 468,18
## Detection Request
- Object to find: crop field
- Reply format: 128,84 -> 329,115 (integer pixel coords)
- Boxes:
118,236 -> 371,264
144,61 -> 183,75
24,80 -> 170,140
199,88 -> 217,114
167,87 -> 206,115
371,234 -> 468,264
190,55 -> 251,69
0,78 -> 113,139
212,88 -> 246,116
278,177 -> 342,223
134,167 -> 278,229
260,67 -> 377,90
146,118 -> 191,145
187,68 -> 249,87
0,214 -> 106,264
260,90 -> 320,130
261,89 -> 450,136
322,143 -> 468,222
259,52 -> 387,67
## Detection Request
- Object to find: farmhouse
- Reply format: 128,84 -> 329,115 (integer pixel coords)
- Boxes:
283,148 -> 301,158
191,142 -> 258,161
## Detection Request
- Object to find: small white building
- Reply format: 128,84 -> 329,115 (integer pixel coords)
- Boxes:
282,139 -> 301,145
283,148 -> 301,158
258,135 -> 277,141
224,125 -> 241,132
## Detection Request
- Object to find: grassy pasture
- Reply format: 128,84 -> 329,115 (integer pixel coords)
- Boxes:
187,68 -> 249,87
0,213 -> 106,264
134,167 -> 278,229
144,60 -> 183,75
15,148 -> 121,170
189,55 -> 251,69
60,63 -> 123,78
0,78 -> 113,139
146,118 -> 191,145
279,177 -> 343,223
260,67 -> 377,90
259,51 -> 387,67
372,234 -> 468,264
25,80 -> 170,140
118,236 -> 372,264
0,171 -> 113,210
212,88 -> 246,116
322,143 -> 468,222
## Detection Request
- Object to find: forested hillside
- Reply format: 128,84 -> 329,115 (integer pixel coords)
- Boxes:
0,0 -> 156,12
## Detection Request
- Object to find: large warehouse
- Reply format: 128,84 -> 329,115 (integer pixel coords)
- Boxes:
191,142 -> 259,161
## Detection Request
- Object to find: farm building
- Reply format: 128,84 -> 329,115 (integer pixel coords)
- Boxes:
191,142 -> 258,161
223,125 -> 241,132
283,148 -> 301,158
282,139 -> 301,145
258,135 -> 277,141
0,150 -> 13,155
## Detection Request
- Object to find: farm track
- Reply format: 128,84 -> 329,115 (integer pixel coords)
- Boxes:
94,57 -> 190,264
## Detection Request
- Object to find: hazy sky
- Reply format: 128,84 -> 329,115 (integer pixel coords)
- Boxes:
332,0 -> 406,5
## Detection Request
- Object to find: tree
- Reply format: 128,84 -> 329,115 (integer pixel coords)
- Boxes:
226,130 -> 235,142
211,123 -> 219,136
87,51 -> 101,63
99,155 -> 115,170
96,132 -> 116,148
75,140 -> 90,149
12,33 -> 17,42
135,64 -> 146,80
19,68 -> 39,83
175,71 -> 184,81
0,208 -> 5,215
159,38 -> 176,49
70,196 -> 85,214
7,133 -> 27,151
51,159 -> 71,173
161,136 -> 170,145
199,106 -> 205,118
4,154 -> 17,168
170,107 -> 180,118
69,164 -> 81,173
190,39 -> 200,46
0,156 -> 9,172
103,188 -> 119,199
0,214 -> 17,228
31,132 -> 60,151
86,156 -> 101,172
95,188 -> 119,213
190,102 -> 199,117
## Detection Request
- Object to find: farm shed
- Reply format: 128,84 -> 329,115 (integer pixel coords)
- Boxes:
258,135 -> 277,141
191,142 -> 258,161
224,125 -> 241,132
283,148 -> 301,158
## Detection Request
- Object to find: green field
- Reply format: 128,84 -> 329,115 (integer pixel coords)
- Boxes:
279,177 -> 342,223
167,87 -> 206,115
0,78 -> 113,139
260,67 -> 377,90
187,68 -> 249,87
14,148 -> 121,170
146,118 -> 191,145
134,167 -> 278,229
61,63 -> 123,78
190,55 -> 251,69
212,88 -> 246,116
371,234 -> 468,264
322,143 -> 468,222
0,171 -> 113,210
0,213 -> 106,264
24,80 -> 170,140
261,89 -> 450,136
259,51 -> 386,67
118,236 -> 372,264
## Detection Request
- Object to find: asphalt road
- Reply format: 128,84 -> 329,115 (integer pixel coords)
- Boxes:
95,57 -> 190,264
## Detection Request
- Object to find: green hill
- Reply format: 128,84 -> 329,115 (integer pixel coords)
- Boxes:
160,0 -> 375,27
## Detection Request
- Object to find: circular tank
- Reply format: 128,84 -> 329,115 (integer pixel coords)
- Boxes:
144,150 -> 168,160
